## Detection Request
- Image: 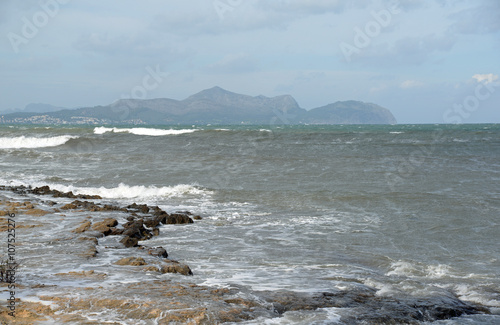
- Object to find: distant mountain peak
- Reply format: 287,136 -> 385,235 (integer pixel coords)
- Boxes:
1,87 -> 396,125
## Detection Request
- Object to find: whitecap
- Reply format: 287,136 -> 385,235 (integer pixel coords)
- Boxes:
93,127 -> 197,136
0,135 -> 78,149
46,182 -> 212,200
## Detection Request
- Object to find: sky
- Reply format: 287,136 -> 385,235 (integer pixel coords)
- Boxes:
0,0 -> 499,123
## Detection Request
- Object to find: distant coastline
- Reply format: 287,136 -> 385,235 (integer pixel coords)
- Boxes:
0,87 -> 397,125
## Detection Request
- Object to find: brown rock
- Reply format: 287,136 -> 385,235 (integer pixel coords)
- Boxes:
120,236 -> 138,248
61,203 -> 78,210
115,257 -> 147,266
73,221 -> 92,233
147,247 -> 168,258
91,218 -> 118,236
160,263 -> 193,276
93,218 -> 118,228
166,213 -> 194,224
25,208 -> 50,216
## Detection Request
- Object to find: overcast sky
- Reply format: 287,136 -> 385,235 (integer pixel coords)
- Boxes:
0,0 -> 498,123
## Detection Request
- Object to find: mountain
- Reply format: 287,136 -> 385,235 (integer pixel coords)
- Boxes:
301,101 -> 397,124
0,103 -> 70,114
0,87 -> 396,125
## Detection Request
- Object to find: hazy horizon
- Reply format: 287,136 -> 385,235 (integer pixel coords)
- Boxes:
1,0 -> 499,124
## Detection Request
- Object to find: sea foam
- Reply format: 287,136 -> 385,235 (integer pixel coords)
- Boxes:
0,135 -> 77,149
93,127 -> 197,136
46,183 -> 211,200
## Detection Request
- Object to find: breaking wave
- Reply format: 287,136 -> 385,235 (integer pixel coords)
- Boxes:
93,127 -> 198,136
46,183 -> 212,200
0,135 -> 78,149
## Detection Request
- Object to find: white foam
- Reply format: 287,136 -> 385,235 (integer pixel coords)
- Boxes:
47,182 -> 212,200
93,127 -> 197,136
0,135 -> 77,149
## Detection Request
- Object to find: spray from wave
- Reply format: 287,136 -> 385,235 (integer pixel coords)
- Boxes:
0,136 -> 78,149
45,183 -> 211,200
94,127 -> 198,136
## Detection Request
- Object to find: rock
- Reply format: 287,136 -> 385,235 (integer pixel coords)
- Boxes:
78,237 -> 98,245
25,208 -> 50,216
93,218 -> 118,228
194,215 -> 203,220
120,236 -> 138,248
160,262 -> 193,276
115,257 -> 147,266
90,218 -> 118,236
122,219 -> 152,240
61,203 -> 78,210
109,228 -> 124,236
73,221 -> 92,233
143,266 -> 160,272
32,185 -> 53,195
143,217 -> 161,228
147,247 -> 168,258
166,213 -> 194,224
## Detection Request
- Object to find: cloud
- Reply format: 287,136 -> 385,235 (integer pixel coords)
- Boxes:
204,53 -> 259,74
350,33 -> 456,66
257,0 -> 348,15
449,1 -> 500,34
400,80 -> 424,88
472,73 -> 499,84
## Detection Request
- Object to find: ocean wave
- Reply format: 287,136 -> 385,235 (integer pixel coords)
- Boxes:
93,127 -> 198,136
0,135 -> 78,149
45,183 -> 212,200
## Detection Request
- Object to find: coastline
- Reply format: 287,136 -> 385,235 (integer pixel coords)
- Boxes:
0,185 -> 491,324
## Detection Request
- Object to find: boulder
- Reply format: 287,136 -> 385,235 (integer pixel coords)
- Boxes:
160,263 -> 193,276
120,236 -> 139,248
147,247 -> 168,258
73,220 -> 92,233
115,257 -> 147,266
166,213 -> 194,224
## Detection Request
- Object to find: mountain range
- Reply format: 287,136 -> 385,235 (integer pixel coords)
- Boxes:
0,87 -> 397,125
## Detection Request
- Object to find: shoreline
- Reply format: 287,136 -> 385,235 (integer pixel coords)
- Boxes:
0,185 -> 492,324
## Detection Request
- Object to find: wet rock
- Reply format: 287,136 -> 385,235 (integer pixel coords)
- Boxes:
193,215 -> 203,220
165,213 -> 194,225
25,208 -> 50,216
120,236 -> 138,248
122,219 -> 152,240
160,261 -> 193,276
147,247 -> 168,258
109,227 -> 124,236
61,203 -> 78,210
143,217 -> 161,228
32,185 -> 53,195
73,220 -> 92,233
78,237 -> 98,245
91,218 -> 118,236
115,257 -> 147,266
257,287 -> 490,324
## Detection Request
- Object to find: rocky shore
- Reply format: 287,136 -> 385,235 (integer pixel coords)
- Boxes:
0,185 -> 492,324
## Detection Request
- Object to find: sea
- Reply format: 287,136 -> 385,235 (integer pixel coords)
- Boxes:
0,123 -> 499,324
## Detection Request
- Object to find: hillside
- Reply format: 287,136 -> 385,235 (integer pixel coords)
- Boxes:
0,87 -> 396,125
